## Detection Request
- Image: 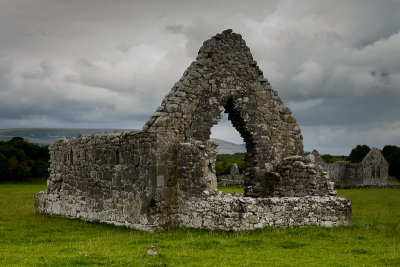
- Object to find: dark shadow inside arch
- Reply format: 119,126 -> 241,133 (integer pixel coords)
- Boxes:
211,97 -> 257,192
223,98 -> 256,170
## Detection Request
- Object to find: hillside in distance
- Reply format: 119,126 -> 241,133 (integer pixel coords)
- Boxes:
0,128 -> 245,154
210,138 -> 246,154
0,128 -> 134,145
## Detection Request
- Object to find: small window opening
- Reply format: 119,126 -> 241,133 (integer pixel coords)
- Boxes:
70,149 -> 73,165
115,149 -> 120,165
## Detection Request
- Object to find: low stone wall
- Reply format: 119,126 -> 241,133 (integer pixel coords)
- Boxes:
218,163 -> 244,187
218,175 -> 244,187
35,190 -> 158,232
36,188 -> 351,231
36,134 -> 352,231
176,191 -> 351,230
36,131 -> 160,231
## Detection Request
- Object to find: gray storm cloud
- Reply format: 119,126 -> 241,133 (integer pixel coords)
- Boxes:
0,0 -> 399,154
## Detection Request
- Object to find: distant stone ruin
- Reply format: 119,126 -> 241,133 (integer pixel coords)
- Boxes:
218,163 -> 244,187
35,29 -> 351,231
311,148 -> 388,187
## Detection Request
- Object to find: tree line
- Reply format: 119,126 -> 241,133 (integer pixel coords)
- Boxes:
0,137 -> 49,181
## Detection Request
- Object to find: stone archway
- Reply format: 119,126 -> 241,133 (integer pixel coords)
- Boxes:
213,97 -> 257,193
144,29 -> 303,197
222,97 -> 257,168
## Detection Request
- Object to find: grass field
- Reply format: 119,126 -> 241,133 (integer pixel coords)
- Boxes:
0,183 -> 399,266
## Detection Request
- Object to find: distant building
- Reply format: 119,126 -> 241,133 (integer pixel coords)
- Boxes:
218,163 -> 244,187
312,148 -> 388,186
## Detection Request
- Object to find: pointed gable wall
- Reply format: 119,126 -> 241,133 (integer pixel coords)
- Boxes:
361,148 -> 389,185
143,29 -> 303,197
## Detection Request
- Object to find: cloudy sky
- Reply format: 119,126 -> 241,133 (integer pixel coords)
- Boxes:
1,0 -> 399,155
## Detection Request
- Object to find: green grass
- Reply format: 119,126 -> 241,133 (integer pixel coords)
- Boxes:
1,183 -> 400,266
217,186 -> 243,194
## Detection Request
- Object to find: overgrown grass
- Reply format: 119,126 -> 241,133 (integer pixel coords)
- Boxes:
1,183 -> 399,266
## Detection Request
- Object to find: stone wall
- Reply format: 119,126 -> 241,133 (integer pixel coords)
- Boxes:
36,131 -> 160,231
262,155 -> 335,197
142,29 -> 304,198
218,163 -> 244,187
312,148 -> 388,186
177,192 -> 351,230
36,29 -> 351,231
361,148 -> 389,185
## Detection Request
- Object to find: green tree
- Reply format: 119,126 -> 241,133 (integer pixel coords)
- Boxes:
382,145 -> 400,178
0,137 -> 49,181
0,152 -> 8,179
7,156 -> 30,180
321,154 -> 333,163
31,159 -> 49,178
348,145 -> 371,163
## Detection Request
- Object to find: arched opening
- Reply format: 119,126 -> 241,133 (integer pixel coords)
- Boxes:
210,98 -> 256,194
70,149 -> 73,165
115,149 -> 120,165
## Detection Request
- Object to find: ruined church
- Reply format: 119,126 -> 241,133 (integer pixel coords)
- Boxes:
35,30 -> 351,231
311,149 -> 388,186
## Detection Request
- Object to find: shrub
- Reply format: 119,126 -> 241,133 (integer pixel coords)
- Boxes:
382,145 -> 400,178
0,137 -> 49,181
348,145 -> 370,163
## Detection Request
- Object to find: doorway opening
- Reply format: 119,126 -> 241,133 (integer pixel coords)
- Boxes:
210,99 -> 254,194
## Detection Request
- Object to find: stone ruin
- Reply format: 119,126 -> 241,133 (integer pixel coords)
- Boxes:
35,29 -> 351,231
311,148 -> 388,187
218,163 -> 244,187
